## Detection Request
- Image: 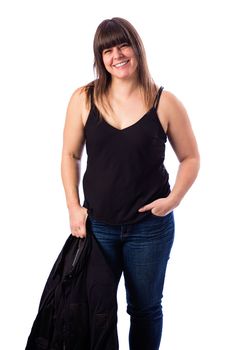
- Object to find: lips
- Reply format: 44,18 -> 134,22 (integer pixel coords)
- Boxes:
113,60 -> 129,68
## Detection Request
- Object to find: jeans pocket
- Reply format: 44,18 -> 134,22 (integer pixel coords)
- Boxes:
151,212 -> 166,218
151,211 -> 173,219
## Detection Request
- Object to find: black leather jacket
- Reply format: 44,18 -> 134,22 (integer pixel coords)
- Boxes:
25,225 -> 119,350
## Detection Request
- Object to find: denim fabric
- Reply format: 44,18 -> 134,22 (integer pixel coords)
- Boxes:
86,212 -> 175,350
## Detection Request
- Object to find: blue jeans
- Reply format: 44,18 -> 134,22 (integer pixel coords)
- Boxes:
86,212 -> 175,350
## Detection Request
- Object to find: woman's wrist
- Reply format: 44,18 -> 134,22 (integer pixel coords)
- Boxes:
167,192 -> 181,209
67,203 -> 82,212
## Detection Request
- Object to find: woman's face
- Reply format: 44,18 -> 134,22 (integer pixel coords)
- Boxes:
102,43 -> 138,81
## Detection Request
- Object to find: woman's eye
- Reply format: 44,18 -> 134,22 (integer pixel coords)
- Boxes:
103,49 -> 111,54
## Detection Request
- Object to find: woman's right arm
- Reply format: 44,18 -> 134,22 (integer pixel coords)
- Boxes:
61,88 -> 88,238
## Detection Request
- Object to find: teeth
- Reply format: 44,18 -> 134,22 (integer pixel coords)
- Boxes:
114,60 -> 128,68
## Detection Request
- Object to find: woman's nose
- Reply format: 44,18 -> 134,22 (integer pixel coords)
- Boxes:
113,47 -> 124,59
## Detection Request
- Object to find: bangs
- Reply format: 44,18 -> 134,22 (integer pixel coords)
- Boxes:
96,21 -> 132,53
92,17 -> 154,113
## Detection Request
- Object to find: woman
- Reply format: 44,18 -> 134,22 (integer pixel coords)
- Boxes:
61,17 -> 200,350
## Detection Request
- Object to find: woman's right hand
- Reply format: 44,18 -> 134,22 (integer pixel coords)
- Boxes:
68,205 -> 88,238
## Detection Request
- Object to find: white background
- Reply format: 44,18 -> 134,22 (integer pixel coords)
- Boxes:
0,0 -> 225,349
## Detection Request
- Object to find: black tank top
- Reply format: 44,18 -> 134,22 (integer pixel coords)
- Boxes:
82,86 -> 170,225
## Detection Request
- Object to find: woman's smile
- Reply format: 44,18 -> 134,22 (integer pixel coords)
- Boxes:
113,59 -> 130,68
102,44 -> 137,79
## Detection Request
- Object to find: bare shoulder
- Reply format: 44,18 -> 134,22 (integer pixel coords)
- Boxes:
159,89 -> 199,162
160,89 -> 189,122
157,89 -> 190,133
66,86 -> 91,126
62,87 -> 91,159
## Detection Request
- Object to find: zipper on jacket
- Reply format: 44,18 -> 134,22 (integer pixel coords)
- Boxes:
72,247 -> 80,267
72,238 -> 85,267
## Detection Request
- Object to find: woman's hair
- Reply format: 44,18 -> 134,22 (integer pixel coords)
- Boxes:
83,17 -> 157,116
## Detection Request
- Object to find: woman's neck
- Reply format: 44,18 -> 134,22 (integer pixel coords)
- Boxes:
108,76 -> 141,101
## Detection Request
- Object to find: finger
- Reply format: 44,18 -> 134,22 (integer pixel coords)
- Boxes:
78,225 -> 87,238
71,230 -> 80,237
151,207 -> 167,217
151,208 -> 160,216
71,232 -> 86,238
138,203 -> 154,212
138,206 -> 148,212
72,225 -> 86,238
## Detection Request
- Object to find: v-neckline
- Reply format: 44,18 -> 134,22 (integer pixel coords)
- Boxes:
93,105 -> 156,132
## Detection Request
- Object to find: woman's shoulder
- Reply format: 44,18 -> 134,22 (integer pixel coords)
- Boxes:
71,81 -> 96,127
153,86 -> 189,133
68,81 -> 94,116
158,87 -> 190,133
69,81 -> 94,105
161,87 -> 181,102
160,88 -> 188,116
63,83 -> 93,129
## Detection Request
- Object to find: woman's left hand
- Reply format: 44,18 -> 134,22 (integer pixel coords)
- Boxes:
138,196 -> 178,217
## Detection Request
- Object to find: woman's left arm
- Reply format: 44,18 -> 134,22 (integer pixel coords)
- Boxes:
138,91 -> 200,216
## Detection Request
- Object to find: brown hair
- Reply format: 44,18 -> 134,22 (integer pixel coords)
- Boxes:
83,17 -> 157,117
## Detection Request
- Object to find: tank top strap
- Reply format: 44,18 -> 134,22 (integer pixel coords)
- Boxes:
153,86 -> 164,111
85,84 -> 100,127
87,84 -> 95,106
